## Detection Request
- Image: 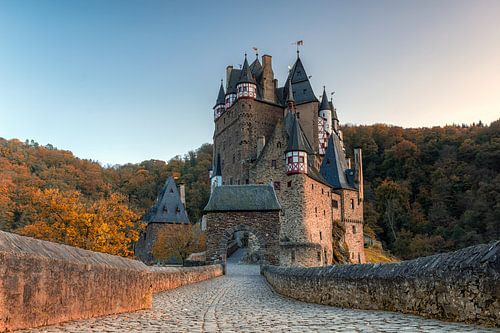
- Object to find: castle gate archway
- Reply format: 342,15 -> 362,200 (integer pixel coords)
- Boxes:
204,211 -> 280,265
203,184 -> 282,265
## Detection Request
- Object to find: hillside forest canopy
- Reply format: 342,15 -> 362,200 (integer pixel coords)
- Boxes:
0,119 -> 498,259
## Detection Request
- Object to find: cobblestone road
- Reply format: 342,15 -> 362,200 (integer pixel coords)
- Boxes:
25,249 -> 497,333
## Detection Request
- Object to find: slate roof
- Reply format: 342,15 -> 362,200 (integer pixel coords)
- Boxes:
227,69 -> 241,94
284,113 -> 314,154
238,56 -> 256,84
249,57 -> 262,79
282,56 -> 318,105
319,134 -> 355,189
204,184 -> 281,212
319,87 -> 331,111
143,176 -> 190,224
214,81 -> 225,107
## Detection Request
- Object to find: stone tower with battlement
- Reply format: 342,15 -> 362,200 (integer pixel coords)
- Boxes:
207,52 -> 365,266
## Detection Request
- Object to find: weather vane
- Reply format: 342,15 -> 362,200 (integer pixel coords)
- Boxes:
252,47 -> 259,58
292,40 -> 304,57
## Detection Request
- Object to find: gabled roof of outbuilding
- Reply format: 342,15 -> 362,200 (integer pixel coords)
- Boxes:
204,184 -> 281,212
143,176 -> 190,224
319,134 -> 355,189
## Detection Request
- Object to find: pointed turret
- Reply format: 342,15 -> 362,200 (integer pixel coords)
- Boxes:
319,87 -> 333,135
213,80 -> 226,120
238,55 -> 256,84
225,67 -> 239,108
319,87 -> 331,111
215,80 -> 225,106
211,153 -> 222,192
236,54 -> 257,99
285,114 -> 311,175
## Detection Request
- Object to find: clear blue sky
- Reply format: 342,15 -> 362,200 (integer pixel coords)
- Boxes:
1,0 -> 499,165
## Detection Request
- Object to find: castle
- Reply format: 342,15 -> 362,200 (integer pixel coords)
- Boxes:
204,52 -> 366,267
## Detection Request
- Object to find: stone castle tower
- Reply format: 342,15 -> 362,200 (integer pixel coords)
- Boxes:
206,52 -> 365,266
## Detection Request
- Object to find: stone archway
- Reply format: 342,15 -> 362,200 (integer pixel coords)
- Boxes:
204,211 -> 280,265
218,224 -> 265,263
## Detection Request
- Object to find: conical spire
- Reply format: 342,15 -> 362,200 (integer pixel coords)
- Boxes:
286,114 -> 312,153
214,153 -> 222,177
215,80 -> 225,106
319,86 -> 331,111
238,54 -> 256,84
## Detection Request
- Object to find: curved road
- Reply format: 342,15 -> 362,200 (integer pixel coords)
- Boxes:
25,249 -> 496,332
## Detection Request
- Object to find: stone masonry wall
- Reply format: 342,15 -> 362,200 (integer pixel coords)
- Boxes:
214,98 -> 282,184
339,189 -> 365,263
262,241 -> 500,326
205,211 -> 280,265
302,176 -> 334,266
0,231 -> 223,332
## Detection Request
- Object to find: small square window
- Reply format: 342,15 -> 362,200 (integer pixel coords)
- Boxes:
287,181 -> 292,188
273,181 -> 281,190
332,200 -> 339,209
271,160 -> 277,168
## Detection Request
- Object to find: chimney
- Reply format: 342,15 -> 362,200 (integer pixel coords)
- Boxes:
354,147 -> 364,202
226,65 -> 233,90
179,183 -> 186,206
257,136 -> 266,157
261,55 -> 276,102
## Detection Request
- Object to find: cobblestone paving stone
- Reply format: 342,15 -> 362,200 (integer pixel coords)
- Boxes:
24,250 -> 498,333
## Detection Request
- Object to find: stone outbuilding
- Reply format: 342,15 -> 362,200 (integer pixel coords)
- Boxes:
135,176 -> 190,264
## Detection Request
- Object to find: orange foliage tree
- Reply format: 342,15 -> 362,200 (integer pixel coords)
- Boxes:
152,224 -> 205,264
16,188 -> 143,257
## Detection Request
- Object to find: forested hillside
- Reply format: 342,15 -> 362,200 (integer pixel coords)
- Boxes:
1,119 -> 498,259
0,138 -> 212,256
343,119 -> 500,259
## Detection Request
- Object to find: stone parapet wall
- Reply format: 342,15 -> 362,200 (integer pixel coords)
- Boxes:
0,231 -> 222,332
262,241 -> 500,326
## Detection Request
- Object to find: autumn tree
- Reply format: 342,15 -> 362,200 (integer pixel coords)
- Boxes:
16,188 -> 143,257
152,224 -> 205,264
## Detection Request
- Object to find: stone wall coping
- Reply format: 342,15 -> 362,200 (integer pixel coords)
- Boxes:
263,240 -> 500,280
0,231 -> 146,271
